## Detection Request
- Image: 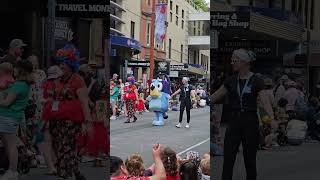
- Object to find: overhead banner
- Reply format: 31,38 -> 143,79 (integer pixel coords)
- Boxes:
210,11 -> 250,30
155,3 -> 167,43
42,0 -> 110,18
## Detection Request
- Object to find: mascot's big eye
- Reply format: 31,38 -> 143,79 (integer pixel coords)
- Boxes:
158,84 -> 160,88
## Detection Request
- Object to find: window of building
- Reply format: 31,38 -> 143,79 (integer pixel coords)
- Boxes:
170,1 -> 172,10
193,28 -> 196,36
176,16 -> 179,26
181,20 -> 184,29
176,5 -> 179,14
198,30 -> 201,36
169,39 -> 172,59
130,21 -> 135,39
182,9 -> 184,18
147,0 -> 150,5
181,45 -> 183,62
170,12 -> 173,22
146,23 -> 151,46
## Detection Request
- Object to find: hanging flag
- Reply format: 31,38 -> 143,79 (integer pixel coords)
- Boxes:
155,4 -> 167,44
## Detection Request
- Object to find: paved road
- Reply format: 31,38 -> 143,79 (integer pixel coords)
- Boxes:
110,107 -> 210,166
213,127 -> 320,180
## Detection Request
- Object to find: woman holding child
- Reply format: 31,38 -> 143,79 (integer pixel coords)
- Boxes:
0,60 -> 34,180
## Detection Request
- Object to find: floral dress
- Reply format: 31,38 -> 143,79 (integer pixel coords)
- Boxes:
29,70 -> 46,144
46,73 -> 85,179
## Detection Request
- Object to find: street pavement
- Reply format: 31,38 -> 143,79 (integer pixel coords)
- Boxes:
213,127 -> 320,180
19,162 -> 107,180
110,107 -> 210,166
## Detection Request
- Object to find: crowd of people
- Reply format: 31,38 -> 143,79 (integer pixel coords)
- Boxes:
109,74 -> 209,125
0,39 -> 108,180
110,144 -> 210,180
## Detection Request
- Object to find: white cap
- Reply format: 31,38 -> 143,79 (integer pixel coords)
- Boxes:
232,49 -> 256,62
182,77 -> 189,81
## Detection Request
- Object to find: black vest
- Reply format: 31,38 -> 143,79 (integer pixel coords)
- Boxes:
180,85 -> 191,102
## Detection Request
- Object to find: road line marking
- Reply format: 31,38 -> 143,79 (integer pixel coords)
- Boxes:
177,138 -> 210,155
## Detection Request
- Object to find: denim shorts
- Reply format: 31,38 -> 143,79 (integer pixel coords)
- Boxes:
0,116 -> 19,134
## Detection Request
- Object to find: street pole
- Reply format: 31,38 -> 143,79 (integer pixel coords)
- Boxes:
306,0 -> 311,96
47,0 -> 56,67
149,0 -> 156,80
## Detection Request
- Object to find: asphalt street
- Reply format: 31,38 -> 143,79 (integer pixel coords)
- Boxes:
110,107 -> 210,166
213,128 -> 320,180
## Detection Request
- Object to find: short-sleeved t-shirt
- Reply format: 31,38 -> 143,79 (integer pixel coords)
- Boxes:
111,87 -> 119,101
0,81 -> 31,121
224,74 -> 264,112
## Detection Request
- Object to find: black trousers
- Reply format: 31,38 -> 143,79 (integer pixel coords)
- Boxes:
179,100 -> 191,123
222,112 -> 259,180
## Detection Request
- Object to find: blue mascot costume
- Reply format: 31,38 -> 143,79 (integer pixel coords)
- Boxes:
147,78 -> 170,126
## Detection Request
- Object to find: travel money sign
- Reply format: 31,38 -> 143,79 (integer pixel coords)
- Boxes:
211,11 -> 250,30
45,0 -> 109,18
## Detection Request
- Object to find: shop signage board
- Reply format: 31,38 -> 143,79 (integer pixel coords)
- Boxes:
169,71 -> 179,77
170,64 -> 187,71
155,60 -> 170,75
211,11 -> 250,30
56,0 -> 109,17
54,18 -> 73,41
214,40 -> 276,56
127,61 -> 150,67
41,0 -> 110,18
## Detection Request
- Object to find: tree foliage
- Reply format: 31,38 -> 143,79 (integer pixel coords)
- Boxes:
192,0 -> 209,12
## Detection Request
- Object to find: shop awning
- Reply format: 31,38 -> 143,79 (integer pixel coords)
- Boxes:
187,64 -> 205,75
111,35 -> 141,54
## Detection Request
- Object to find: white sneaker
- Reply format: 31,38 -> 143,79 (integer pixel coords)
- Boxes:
110,116 -> 117,120
185,124 -> 190,128
0,170 -> 19,180
144,110 -> 149,112
175,123 -> 181,128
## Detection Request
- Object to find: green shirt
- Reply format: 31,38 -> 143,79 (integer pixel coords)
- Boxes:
110,87 -> 119,101
0,81 -> 31,121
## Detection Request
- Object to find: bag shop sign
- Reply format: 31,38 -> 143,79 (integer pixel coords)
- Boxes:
211,11 -> 250,30
55,0 -> 109,17
216,40 -> 276,56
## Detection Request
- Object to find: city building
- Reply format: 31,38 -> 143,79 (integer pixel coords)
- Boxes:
111,0 -> 210,86
211,0 -> 305,81
110,0 -> 142,80
166,0 -> 210,86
